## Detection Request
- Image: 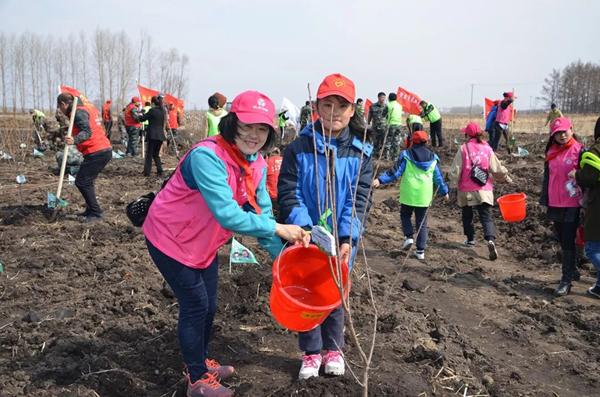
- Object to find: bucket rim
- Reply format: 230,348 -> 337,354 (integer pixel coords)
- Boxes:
272,244 -> 349,312
497,192 -> 527,203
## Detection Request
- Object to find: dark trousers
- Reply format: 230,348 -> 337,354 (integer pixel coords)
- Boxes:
143,139 -> 164,176
462,204 -> 495,241
373,127 -> 386,158
490,122 -> 509,151
103,120 -> 113,140
74,149 -> 111,217
126,127 -> 140,155
386,125 -> 403,160
400,204 -> 428,250
430,119 -> 443,147
146,238 -> 219,383
299,306 -> 344,354
554,220 -> 579,283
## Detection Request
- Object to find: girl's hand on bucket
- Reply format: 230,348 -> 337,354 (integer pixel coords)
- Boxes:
339,243 -> 351,264
275,223 -> 310,247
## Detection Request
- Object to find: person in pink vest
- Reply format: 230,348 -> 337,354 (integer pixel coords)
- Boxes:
539,117 -> 584,297
143,90 -> 310,397
490,92 -> 515,152
449,122 -> 512,260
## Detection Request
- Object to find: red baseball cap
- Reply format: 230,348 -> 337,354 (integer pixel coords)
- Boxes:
461,122 -> 482,137
550,117 -> 572,136
412,130 -> 429,144
230,90 -> 276,129
132,96 -> 141,103
317,73 -> 355,103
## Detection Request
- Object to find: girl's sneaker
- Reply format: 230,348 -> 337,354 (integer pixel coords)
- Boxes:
415,250 -> 425,260
298,354 -> 322,380
322,350 -> 345,376
205,358 -> 235,380
487,240 -> 498,261
186,372 -> 233,397
463,240 -> 475,247
587,284 -> 600,299
402,238 -> 414,250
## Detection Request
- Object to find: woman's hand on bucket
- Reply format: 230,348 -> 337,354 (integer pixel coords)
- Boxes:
275,223 -> 311,247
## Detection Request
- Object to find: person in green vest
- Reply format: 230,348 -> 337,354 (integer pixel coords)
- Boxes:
545,103 -> 563,129
206,94 -> 228,137
278,109 -> 289,140
406,113 -> 423,146
372,131 -> 449,260
30,109 -> 47,148
420,100 -> 443,147
386,92 -> 404,160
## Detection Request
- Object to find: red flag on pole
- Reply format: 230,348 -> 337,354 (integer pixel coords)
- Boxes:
364,99 -> 372,120
396,86 -> 422,115
59,85 -> 93,106
137,84 -> 159,105
484,97 -> 515,121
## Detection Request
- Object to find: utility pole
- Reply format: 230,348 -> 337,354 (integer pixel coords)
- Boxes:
469,83 -> 474,117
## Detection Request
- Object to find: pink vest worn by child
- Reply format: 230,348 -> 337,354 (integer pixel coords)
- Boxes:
458,140 -> 494,192
143,138 -> 267,269
547,141 -> 583,208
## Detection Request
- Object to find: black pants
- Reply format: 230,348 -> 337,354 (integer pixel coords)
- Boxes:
103,120 -> 113,140
430,119 -> 443,147
299,306 -> 344,354
126,127 -> 140,155
554,220 -> 579,283
74,149 -> 111,217
144,139 -> 164,176
490,122 -> 509,151
462,203 -> 495,241
400,204 -> 428,250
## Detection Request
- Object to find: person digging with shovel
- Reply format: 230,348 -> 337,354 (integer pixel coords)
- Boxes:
57,92 -> 112,223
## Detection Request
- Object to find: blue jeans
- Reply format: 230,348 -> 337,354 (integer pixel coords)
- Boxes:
299,306 -> 344,354
585,241 -> 600,286
146,238 -> 219,382
400,204 -> 428,250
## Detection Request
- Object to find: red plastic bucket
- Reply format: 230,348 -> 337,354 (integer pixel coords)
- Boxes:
270,244 -> 349,332
497,193 -> 527,222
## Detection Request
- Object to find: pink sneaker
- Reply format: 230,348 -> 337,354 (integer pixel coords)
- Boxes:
205,358 -> 235,380
298,353 -> 322,380
186,372 -> 233,397
322,350 -> 345,376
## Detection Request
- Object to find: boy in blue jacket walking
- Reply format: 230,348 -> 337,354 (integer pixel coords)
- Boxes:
373,131 -> 449,260
278,73 -> 373,380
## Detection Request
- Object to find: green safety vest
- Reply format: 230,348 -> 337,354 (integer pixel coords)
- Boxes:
423,104 -> 441,123
386,100 -> 403,126
399,159 -> 436,207
407,114 -> 422,125
141,106 -> 151,127
581,152 -> 600,179
207,109 -> 227,137
279,115 -> 286,128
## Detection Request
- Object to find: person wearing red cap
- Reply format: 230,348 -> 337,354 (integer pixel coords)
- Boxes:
449,122 -> 512,260
124,96 -> 142,156
102,99 -> 112,139
143,90 -> 310,397
278,73 -> 373,381
490,92 -> 515,152
373,131 -> 449,260
540,117 -> 584,296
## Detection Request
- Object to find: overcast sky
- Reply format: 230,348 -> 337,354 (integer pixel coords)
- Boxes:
1,0 -> 599,110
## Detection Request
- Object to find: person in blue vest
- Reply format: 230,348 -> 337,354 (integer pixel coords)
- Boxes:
373,131 -> 449,260
278,73 -> 373,381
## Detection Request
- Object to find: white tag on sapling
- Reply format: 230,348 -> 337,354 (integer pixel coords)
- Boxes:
311,225 -> 336,256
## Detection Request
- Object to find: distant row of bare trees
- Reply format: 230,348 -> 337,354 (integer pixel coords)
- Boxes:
541,60 -> 600,113
0,29 -> 189,113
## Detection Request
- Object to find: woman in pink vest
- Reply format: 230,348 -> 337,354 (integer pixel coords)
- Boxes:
449,122 -> 512,260
539,117 -> 584,297
143,91 -> 309,397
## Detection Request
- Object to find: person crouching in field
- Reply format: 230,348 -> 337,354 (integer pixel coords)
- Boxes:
57,92 -> 112,223
372,131 -> 449,260
277,73 -> 373,380
449,122 -> 512,261
576,123 -> 600,299
143,90 -> 310,397
540,117 -> 584,297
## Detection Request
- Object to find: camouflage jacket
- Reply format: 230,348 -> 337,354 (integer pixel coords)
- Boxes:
368,102 -> 388,130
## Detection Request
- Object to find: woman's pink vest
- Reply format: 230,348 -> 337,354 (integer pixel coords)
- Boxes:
143,138 -> 267,269
547,141 -> 583,208
495,102 -> 512,124
458,140 -> 494,192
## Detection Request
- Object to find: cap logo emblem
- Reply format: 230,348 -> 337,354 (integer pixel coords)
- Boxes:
334,80 -> 344,87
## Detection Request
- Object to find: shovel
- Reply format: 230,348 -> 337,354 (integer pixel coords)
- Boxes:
48,97 -> 78,220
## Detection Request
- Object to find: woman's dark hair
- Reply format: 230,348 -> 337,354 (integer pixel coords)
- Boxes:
388,93 -> 397,101
218,112 -> 277,152
349,110 -> 373,143
208,95 -> 219,110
